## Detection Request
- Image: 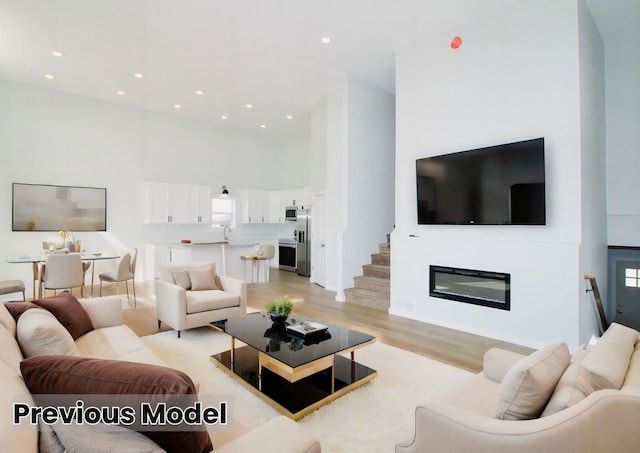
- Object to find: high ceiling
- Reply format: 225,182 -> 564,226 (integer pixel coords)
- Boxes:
0,0 -> 637,136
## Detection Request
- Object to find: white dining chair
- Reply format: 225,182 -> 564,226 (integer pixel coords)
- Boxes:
99,252 -> 136,306
41,253 -> 85,297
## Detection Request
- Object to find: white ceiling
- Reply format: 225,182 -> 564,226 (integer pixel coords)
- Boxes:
0,0 -> 637,137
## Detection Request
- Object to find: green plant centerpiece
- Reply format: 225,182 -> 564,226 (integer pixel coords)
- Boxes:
265,298 -> 294,323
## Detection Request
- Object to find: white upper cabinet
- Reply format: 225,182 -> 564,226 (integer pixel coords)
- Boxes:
238,187 -> 311,224
238,189 -> 269,223
145,182 -> 171,224
186,185 -> 212,223
144,182 -> 212,224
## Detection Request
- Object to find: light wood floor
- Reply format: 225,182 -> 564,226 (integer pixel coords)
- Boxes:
118,269 -> 533,373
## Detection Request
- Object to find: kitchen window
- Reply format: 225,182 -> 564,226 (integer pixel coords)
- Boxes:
211,198 -> 235,226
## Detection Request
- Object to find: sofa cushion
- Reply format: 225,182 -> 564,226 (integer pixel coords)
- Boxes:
172,269 -> 192,290
0,302 -> 17,337
16,308 -> 79,358
20,355 -> 213,453
622,341 -> 640,392
540,361 -> 594,416
32,292 -> 94,340
581,322 -> 639,390
186,290 -> 239,314
0,360 -> 38,453
4,301 -> 39,320
188,266 -> 219,291
75,325 -> 160,361
496,342 -> 570,420
0,324 -> 25,375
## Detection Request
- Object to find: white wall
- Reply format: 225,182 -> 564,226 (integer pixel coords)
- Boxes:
605,16 -> 640,246
578,0 -> 608,337
310,97 -> 328,193
0,79 -> 309,295
322,74 -> 395,298
340,77 -> 395,300
391,0 -> 604,349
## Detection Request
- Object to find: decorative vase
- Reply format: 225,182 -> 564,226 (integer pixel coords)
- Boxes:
268,312 -> 288,323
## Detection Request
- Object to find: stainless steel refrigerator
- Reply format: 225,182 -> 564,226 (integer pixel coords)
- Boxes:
296,208 -> 311,276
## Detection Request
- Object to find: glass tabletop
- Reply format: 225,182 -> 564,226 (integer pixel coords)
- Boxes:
6,252 -> 119,263
214,312 -> 375,369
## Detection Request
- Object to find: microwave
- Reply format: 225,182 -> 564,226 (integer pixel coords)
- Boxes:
285,206 -> 299,222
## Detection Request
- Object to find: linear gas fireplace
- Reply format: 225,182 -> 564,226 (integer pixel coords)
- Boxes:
429,265 -> 510,311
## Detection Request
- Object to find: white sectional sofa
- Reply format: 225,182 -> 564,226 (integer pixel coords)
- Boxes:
397,323 -> 640,453
1,295 -> 320,453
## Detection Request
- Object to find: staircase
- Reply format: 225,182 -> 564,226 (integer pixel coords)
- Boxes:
344,242 -> 390,312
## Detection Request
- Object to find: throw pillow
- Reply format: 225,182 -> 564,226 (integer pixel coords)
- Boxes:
581,322 -> 639,390
16,309 -> 79,358
3,302 -> 39,321
53,422 -> 164,453
32,292 -> 94,340
20,355 -> 212,453
496,342 -> 570,420
188,267 -> 219,291
172,269 -> 192,290
540,361 -> 594,416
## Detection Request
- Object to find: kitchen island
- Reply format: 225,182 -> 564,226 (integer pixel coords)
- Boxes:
144,241 -> 259,282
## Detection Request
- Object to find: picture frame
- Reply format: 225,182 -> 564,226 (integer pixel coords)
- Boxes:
12,182 -> 107,232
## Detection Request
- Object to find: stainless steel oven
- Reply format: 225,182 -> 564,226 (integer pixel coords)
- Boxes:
278,237 -> 296,272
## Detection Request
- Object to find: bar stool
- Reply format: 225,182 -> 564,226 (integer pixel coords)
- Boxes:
0,280 -> 26,301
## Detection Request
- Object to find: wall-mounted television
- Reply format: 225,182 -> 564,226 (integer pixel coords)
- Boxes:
12,183 -> 107,232
416,137 -> 545,225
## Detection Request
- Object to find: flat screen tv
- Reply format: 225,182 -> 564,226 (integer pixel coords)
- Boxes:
416,137 -> 545,225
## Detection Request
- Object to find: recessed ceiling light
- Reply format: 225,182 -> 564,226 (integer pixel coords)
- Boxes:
51,50 -> 63,57
320,36 -> 331,44
116,90 -> 125,96
195,90 -> 204,95
133,73 -> 144,79
174,104 -> 182,109
260,124 -> 267,129
245,104 -> 253,109
286,115 -> 293,120
221,115 -> 228,120
43,74 -> 54,80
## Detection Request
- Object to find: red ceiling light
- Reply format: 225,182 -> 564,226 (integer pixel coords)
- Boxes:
450,36 -> 462,49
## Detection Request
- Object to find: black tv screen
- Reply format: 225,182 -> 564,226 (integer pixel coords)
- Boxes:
416,138 -> 545,225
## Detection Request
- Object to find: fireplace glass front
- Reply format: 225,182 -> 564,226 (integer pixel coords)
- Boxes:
429,265 -> 510,310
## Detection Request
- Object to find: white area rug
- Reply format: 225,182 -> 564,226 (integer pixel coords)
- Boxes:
142,327 -> 473,453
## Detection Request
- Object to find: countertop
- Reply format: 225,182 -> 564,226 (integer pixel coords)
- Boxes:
188,241 -> 259,246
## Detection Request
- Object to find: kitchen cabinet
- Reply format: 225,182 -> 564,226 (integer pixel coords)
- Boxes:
238,187 -> 311,224
238,189 -> 271,223
144,182 -> 211,224
279,187 -> 311,213
186,185 -> 212,223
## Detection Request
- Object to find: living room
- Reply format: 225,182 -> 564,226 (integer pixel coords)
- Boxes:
1,0 -> 640,451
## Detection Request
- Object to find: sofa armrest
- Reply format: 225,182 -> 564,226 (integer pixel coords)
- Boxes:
155,280 -> 188,331
482,348 -> 527,383
79,296 -> 123,328
218,276 -> 247,312
396,390 -> 640,453
216,416 -> 320,453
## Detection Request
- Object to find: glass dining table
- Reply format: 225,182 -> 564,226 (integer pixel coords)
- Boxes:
6,252 -> 120,299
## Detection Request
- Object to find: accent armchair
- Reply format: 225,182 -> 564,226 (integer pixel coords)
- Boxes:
155,261 -> 246,338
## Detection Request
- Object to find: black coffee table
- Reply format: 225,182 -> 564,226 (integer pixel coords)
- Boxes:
210,312 -> 377,420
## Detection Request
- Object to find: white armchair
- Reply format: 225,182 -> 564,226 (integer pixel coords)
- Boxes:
155,261 -> 246,338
